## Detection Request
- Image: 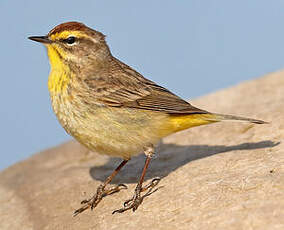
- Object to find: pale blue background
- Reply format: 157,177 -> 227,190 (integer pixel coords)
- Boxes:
1,1 -> 284,170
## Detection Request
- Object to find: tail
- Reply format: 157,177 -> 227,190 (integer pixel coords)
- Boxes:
205,113 -> 268,124
167,113 -> 267,134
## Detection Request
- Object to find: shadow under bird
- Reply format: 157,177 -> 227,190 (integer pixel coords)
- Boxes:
29,22 -> 267,215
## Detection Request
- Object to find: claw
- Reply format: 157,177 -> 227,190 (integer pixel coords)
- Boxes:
73,183 -> 128,216
118,184 -> 128,189
103,184 -> 128,196
80,199 -> 88,204
123,198 -> 132,207
141,177 -> 161,192
73,205 -> 89,217
112,178 -> 161,214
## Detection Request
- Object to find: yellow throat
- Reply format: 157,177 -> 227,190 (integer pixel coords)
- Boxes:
46,45 -> 71,94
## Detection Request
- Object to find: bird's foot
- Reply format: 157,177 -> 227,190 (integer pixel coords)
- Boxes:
112,177 -> 161,214
73,183 -> 127,216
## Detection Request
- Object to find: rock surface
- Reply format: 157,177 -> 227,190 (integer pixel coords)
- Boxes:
1,71 -> 284,230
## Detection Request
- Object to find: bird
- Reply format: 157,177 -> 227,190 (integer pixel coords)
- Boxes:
28,21 -> 266,215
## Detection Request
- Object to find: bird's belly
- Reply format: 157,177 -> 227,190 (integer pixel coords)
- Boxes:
75,107 -> 172,159
51,95 -> 171,159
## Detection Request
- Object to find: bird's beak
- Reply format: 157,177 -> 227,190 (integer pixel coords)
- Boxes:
28,36 -> 52,44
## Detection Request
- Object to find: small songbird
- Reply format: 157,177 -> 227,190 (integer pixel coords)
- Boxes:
29,22 -> 266,215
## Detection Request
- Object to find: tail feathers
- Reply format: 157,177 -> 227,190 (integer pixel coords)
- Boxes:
205,113 -> 268,124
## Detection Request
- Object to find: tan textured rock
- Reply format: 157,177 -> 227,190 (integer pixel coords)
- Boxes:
1,71 -> 284,230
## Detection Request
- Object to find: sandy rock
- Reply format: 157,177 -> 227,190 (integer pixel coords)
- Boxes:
1,71 -> 283,230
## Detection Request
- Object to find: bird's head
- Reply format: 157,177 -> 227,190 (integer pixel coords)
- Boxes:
29,22 -> 111,71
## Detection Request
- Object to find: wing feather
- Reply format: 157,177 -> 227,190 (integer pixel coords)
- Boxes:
83,58 -> 208,114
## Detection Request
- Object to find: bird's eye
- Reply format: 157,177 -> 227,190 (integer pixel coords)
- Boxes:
64,36 -> 76,45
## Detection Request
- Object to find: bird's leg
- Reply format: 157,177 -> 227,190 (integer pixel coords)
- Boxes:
73,159 -> 129,216
112,145 -> 161,214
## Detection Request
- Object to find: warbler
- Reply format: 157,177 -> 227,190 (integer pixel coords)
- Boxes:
29,22 -> 266,215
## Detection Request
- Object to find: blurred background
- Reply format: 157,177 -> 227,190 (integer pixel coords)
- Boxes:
1,1 -> 284,170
